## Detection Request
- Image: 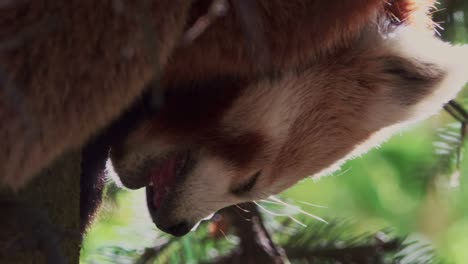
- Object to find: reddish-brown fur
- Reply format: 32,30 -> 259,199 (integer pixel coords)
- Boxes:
0,0 -> 436,190
0,0 -> 192,188
164,0 -> 385,83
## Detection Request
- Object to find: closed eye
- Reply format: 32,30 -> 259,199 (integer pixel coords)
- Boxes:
231,170 -> 261,196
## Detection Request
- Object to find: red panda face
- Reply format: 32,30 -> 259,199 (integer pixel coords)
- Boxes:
110,1 -> 468,236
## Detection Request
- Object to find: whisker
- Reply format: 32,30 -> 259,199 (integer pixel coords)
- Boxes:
261,198 -> 327,210
233,208 -> 252,222
429,7 -> 446,15
219,228 -> 236,244
235,204 -> 250,213
253,202 -> 290,217
298,201 -> 328,209
330,166 -> 352,178
259,199 -> 284,206
287,216 -> 307,227
254,201 -> 307,227
269,196 -> 328,224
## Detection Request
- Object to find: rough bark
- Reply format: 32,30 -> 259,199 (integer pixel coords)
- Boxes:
0,151 -> 81,264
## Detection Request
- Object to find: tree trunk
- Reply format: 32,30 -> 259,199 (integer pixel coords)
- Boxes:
0,151 -> 81,264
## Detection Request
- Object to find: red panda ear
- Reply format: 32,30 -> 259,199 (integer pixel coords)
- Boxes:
379,55 -> 445,106
367,39 -> 468,126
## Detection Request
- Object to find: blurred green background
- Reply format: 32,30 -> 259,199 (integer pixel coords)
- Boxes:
80,1 -> 468,263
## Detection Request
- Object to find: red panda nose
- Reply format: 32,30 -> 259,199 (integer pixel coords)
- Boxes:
165,221 -> 191,237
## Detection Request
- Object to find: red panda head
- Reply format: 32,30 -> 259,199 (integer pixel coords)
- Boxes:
109,0 -> 468,236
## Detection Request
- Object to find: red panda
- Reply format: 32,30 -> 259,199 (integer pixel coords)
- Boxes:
110,0 -> 468,236
1,1 -> 467,237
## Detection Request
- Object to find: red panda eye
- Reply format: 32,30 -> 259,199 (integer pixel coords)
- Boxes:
231,170 -> 261,196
